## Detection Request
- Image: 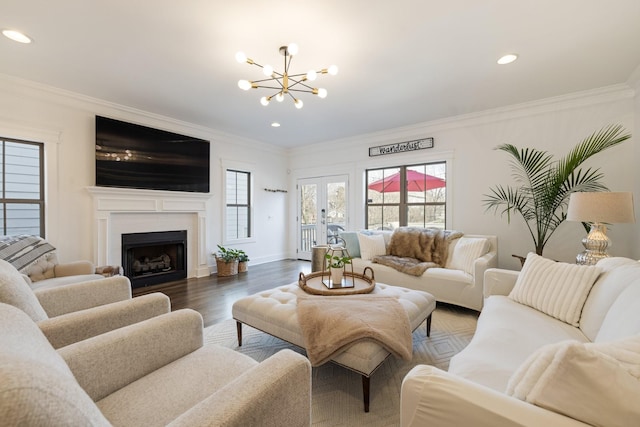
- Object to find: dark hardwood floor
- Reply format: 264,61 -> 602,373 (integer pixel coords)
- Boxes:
132,259 -> 311,327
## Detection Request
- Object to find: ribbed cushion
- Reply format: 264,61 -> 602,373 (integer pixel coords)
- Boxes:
448,237 -> 489,275
0,259 -> 48,321
509,253 -> 601,326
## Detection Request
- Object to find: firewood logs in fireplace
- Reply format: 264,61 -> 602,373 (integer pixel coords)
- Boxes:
133,254 -> 171,273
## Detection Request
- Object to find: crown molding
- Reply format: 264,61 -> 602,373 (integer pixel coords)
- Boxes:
292,84 -> 635,156
0,73 -> 287,156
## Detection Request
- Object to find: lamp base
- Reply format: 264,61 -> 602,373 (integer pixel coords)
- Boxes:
576,223 -> 610,266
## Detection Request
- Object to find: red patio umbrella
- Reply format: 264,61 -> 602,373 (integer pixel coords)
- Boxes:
367,170 -> 446,193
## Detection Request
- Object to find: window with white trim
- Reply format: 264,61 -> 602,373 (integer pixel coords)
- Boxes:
225,169 -> 251,240
0,138 -> 45,236
365,162 -> 447,230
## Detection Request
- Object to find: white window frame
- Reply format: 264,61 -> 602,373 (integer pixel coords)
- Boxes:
222,160 -> 255,244
360,150 -> 455,229
0,120 -> 61,242
0,138 -> 45,236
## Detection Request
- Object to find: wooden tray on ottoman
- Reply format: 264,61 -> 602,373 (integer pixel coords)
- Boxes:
298,267 -> 375,295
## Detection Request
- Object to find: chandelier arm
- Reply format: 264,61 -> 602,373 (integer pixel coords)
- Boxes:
246,60 -> 265,69
287,71 -> 323,78
251,76 -> 282,84
253,71 -> 284,79
286,88 -> 316,94
252,85 -> 287,90
245,61 -> 285,79
287,78 -> 315,91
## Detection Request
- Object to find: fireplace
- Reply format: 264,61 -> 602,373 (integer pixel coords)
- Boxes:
122,230 -> 187,288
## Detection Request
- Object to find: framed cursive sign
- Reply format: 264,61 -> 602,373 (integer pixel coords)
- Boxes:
369,137 -> 434,157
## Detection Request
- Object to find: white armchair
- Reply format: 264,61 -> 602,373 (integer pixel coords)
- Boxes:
0,259 -> 169,348
0,234 -> 122,290
0,302 -> 312,426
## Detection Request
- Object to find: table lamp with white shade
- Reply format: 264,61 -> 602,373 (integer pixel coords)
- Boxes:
566,192 -> 635,265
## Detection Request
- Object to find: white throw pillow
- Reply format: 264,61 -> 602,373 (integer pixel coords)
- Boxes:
447,237 -> 489,275
595,278 -> 640,342
580,258 -> 640,341
506,336 -> 640,426
506,340 -> 569,400
357,233 -> 386,261
509,253 -> 601,326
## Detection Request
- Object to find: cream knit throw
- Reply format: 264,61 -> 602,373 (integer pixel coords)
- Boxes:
296,295 -> 412,366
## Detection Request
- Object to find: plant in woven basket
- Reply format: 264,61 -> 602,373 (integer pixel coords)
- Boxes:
233,249 -> 250,272
214,245 -> 240,276
233,249 -> 249,263
215,245 -> 237,263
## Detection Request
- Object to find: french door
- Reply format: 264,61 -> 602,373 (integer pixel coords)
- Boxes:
297,175 -> 348,260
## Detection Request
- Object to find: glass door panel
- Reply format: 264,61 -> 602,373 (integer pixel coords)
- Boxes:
326,180 -> 346,244
299,182 -> 318,259
297,175 -> 348,260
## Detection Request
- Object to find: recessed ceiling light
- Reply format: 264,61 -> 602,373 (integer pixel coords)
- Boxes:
271,122 -> 281,128
2,29 -> 32,44
497,54 -> 518,65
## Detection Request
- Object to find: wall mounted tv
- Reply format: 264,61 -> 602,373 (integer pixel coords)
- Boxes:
95,116 -> 210,193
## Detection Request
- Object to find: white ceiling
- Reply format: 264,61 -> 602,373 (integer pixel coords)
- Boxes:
2,0 -> 640,148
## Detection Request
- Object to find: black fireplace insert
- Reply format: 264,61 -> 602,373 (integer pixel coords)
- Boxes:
122,230 -> 187,288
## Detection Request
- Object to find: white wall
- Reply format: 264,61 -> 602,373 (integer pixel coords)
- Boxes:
0,75 -> 289,270
288,85 -> 638,270
1,74 -> 638,272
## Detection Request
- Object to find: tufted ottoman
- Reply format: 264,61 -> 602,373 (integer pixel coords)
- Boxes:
232,282 -> 436,412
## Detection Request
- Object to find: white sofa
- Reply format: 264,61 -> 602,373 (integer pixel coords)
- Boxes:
401,254 -> 640,427
342,229 -> 497,311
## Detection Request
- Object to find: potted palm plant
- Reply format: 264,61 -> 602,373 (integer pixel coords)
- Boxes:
483,124 -> 630,261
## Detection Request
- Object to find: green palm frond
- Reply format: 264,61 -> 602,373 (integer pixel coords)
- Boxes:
484,124 -> 630,256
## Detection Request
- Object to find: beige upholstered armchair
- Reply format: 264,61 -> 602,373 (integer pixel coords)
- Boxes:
0,234 -> 122,291
0,259 -> 169,349
0,302 -> 312,426
23,250 -> 124,291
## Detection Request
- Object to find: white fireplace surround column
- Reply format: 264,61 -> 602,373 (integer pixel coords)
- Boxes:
87,187 -> 212,279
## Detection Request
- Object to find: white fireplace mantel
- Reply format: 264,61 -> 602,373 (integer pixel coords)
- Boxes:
87,186 -> 212,278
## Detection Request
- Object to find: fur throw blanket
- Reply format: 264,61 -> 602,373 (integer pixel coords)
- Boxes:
296,296 -> 412,366
373,228 -> 463,276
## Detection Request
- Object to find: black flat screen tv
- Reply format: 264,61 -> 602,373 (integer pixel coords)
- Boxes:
95,116 -> 210,193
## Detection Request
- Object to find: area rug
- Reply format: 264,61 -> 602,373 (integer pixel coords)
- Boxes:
204,304 -> 478,427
